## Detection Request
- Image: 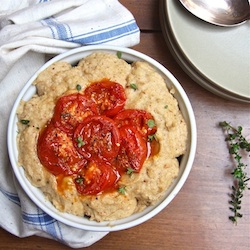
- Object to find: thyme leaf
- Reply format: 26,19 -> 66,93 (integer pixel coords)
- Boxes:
118,186 -> 126,195
20,119 -> 30,125
130,83 -> 138,91
148,133 -> 157,142
75,177 -> 84,185
147,119 -> 155,128
126,168 -> 135,175
76,84 -> 82,91
219,121 -> 250,224
76,136 -> 85,148
116,51 -> 122,59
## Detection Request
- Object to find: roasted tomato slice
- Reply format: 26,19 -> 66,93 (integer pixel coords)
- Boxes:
74,160 -> 120,195
115,125 -> 147,173
73,115 -> 120,161
84,80 -> 126,117
53,93 -> 98,134
37,122 -> 87,176
114,109 -> 157,139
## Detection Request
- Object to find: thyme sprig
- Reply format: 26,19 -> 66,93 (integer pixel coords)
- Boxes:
219,121 -> 250,224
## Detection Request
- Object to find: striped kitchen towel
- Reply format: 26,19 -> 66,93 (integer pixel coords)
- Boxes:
0,0 -> 140,81
0,0 -> 139,248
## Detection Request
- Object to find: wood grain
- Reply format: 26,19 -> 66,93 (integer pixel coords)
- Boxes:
1,1 -> 250,250
119,0 -> 161,31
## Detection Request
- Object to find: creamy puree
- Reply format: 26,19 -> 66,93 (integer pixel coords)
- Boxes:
17,52 -> 188,222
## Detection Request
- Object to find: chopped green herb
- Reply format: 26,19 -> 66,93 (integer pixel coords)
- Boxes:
164,105 -> 168,109
76,84 -> 82,91
77,136 -> 85,148
116,51 -> 122,59
20,119 -> 30,125
126,168 -> 135,175
219,121 -> 250,224
147,119 -> 155,128
118,186 -> 126,195
75,177 -> 84,185
148,134 -> 157,142
130,83 -> 138,91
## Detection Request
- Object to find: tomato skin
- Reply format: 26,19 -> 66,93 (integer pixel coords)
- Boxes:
115,125 -> 147,173
73,115 -> 121,161
74,160 -> 120,195
114,109 -> 157,139
37,83 -> 158,195
37,122 -> 87,176
84,80 -> 126,117
53,93 -> 99,135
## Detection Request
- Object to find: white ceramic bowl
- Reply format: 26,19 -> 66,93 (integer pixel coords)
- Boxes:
7,45 -> 197,232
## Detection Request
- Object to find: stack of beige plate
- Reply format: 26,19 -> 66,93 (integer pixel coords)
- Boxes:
160,0 -> 250,103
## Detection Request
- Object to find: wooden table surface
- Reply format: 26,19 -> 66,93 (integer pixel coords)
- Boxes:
1,1 -> 250,249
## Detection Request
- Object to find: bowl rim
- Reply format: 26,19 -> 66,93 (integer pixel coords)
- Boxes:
7,45 -> 197,232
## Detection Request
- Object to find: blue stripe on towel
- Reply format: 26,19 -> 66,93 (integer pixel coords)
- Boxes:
41,18 -> 72,40
22,211 -> 56,225
70,20 -> 139,44
0,187 -> 64,241
39,0 -> 51,3
72,22 -> 139,44
22,208 -> 64,241
41,18 -> 139,45
0,187 -> 20,206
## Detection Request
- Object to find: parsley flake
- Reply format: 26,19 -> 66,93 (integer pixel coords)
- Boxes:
77,136 -> 85,148
75,177 -> 84,185
76,84 -> 82,91
116,51 -> 122,59
118,186 -> 126,195
20,119 -> 30,125
126,168 -> 135,175
130,83 -> 138,91
148,134 -> 157,142
147,119 -> 155,128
